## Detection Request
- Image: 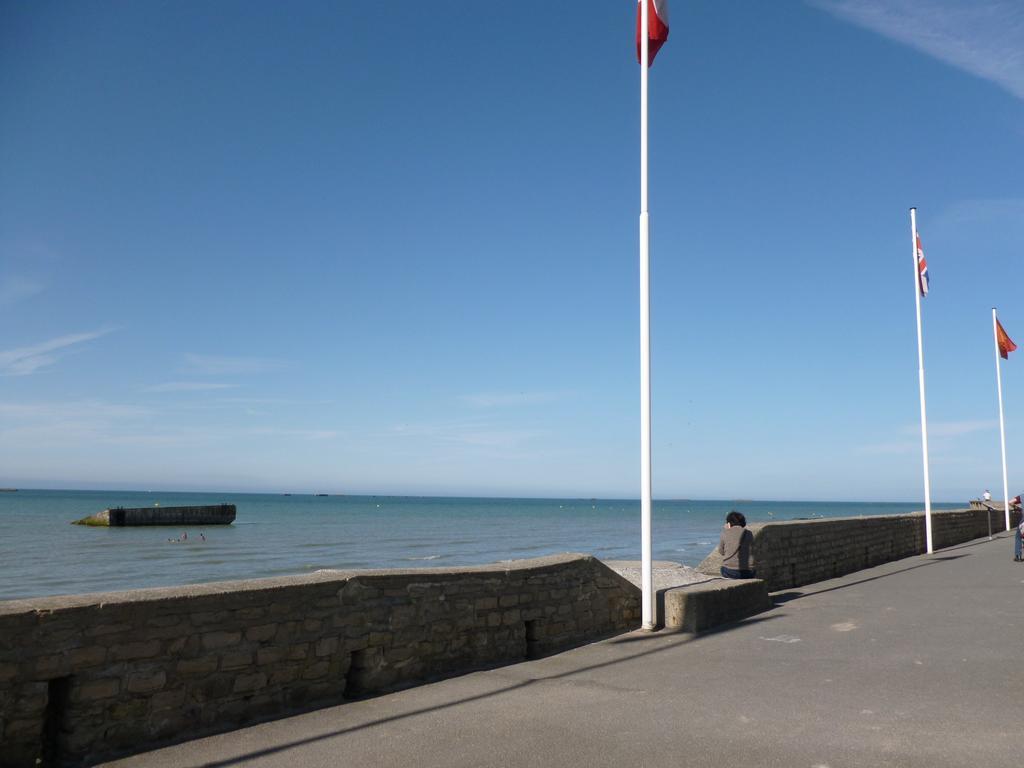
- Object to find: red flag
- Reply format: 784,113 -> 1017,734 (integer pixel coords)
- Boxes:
997,319 -> 1017,359
636,0 -> 670,67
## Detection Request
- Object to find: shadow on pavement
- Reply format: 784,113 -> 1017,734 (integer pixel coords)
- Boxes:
938,534 -> 1010,553
769,553 -> 969,605
162,615 -> 778,767
608,614 -> 780,644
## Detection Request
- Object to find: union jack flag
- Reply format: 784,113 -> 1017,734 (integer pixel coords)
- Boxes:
916,234 -> 929,297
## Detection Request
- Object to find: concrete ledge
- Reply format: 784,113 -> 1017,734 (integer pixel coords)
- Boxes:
663,578 -> 771,633
605,560 -> 715,629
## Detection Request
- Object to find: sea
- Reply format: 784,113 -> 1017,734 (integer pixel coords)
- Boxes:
0,489 -> 963,602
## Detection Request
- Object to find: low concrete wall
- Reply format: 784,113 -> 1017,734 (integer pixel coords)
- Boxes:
698,507 -> 1022,591
663,580 -> 770,633
0,554 -> 640,767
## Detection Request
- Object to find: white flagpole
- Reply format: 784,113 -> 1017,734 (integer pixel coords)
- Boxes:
910,208 -> 933,554
639,0 -> 654,630
992,308 -> 1011,531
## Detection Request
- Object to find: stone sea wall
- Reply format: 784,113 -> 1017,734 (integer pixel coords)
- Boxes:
699,507 -> 1022,591
0,554 -> 640,768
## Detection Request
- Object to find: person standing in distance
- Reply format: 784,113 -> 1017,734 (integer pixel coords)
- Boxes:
983,489 -> 992,503
719,511 -> 756,579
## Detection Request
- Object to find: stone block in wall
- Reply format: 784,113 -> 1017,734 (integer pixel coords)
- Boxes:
315,637 -> 339,657
201,631 -> 242,651
191,674 -> 233,704
85,622 -> 133,638
110,699 -> 148,720
285,639 -> 314,659
220,650 -> 254,670
76,678 -> 121,702
177,657 -> 218,676
33,654 -> 67,678
269,666 -> 300,686
191,610 -> 230,627
150,689 -> 186,711
246,623 -> 278,643
126,669 -> 167,694
233,672 -> 268,694
69,645 -> 108,667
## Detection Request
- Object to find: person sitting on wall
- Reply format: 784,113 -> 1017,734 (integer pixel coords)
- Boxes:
719,511 -> 756,579
1012,495 -> 1022,512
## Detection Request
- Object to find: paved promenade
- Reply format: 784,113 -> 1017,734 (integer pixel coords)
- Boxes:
105,534 -> 1024,768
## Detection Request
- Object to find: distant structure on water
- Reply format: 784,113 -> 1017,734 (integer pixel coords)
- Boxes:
72,504 -> 236,527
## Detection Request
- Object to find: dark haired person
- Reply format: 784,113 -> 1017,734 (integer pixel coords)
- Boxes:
719,511 -> 756,579
1015,511 -> 1024,563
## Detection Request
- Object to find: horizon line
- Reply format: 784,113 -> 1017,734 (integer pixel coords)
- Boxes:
1,487 -> 972,506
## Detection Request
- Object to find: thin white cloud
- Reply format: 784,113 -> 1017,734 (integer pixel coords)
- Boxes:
860,418 -> 996,453
0,400 -> 154,445
183,353 -> 284,376
460,391 -> 565,408
214,396 -> 332,406
97,426 -> 341,445
246,427 -> 339,441
0,276 -> 43,307
0,328 -> 112,376
858,440 -> 919,455
0,401 -> 151,421
810,0 -> 1024,99
0,399 -> 338,446
144,382 -> 239,393
903,419 -> 996,438
938,197 -> 1024,226
391,422 -> 545,449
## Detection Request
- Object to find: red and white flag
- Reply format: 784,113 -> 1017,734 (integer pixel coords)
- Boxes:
915,234 -> 929,297
636,0 -> 670,67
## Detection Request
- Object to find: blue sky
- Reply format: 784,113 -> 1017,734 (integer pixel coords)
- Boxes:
1,0 -> 1022,501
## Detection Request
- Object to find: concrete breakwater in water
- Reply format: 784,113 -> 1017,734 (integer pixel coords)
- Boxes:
0,554 -> 639,767
72,504 -> 236,527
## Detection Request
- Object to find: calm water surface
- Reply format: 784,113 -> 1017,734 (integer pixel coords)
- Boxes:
0,489 -> 961,601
